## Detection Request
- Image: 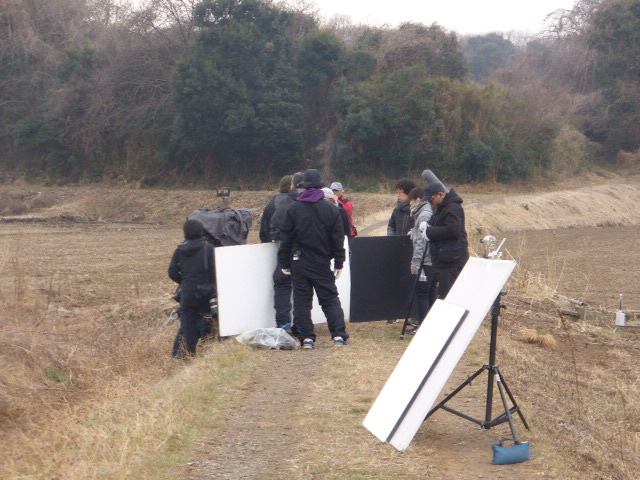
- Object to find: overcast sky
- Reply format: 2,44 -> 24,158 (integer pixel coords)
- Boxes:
311,0 -> 578,35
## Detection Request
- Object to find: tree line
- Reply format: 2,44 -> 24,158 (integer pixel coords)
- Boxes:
1,0 -> 638,186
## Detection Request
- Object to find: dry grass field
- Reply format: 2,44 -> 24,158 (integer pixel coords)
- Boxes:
0,178 -> 639,479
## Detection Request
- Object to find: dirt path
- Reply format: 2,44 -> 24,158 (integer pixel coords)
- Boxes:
174,333 -> 332,480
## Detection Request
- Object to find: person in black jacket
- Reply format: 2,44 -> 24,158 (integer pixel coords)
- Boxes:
259,175 -> 293,243
387,179 -> 416,236
422,182 -> 469,299
278,169 -> 349,348
168,220 -> 216,357
265,172 -> 303,331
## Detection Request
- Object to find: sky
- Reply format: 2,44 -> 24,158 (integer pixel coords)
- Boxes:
311,0 -> 579,35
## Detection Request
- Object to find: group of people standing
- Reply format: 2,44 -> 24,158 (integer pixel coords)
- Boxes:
261,169 -> 355,349
387,171 -> 469,333
167,167 -> 469,357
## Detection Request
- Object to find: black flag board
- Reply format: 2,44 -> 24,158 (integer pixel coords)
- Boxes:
350,236 -> 415,322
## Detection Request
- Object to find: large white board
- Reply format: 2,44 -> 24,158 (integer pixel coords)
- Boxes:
363,257 -> 517,451
215,240 -> 351,337
362,300 -> 468,443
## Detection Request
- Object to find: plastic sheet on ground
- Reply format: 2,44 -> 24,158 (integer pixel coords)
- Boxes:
235,327 -> 300,350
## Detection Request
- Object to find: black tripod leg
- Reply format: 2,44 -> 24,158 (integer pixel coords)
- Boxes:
425,366 -> 487,421
497,369 -> 530,430
400,281 -> 418,338
495,371 -> 519,442
400,245 -> 429,339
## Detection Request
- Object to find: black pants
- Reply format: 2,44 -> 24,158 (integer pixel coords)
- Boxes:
172,304 -> 206,357
415,265 -> 438,325
435,265 -> 464,299
291,259 -> 348,342
273,261 -> 293,327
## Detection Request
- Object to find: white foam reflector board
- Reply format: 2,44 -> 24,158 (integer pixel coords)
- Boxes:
363,300 -> 468,445
215,240 -> 351,337
363,257 -> 516,451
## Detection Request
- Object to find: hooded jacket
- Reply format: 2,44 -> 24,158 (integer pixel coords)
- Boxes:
387,201 -> 414,236
409,200 -> 434,268
277,188 -> 345,269
269,188 -> 300,242
427,189 -> 469,268
168,239 -> 216,306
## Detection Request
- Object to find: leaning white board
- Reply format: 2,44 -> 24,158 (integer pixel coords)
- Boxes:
363,257 -> 517,451
362,300 -> 468,444
215,240 -> 351,337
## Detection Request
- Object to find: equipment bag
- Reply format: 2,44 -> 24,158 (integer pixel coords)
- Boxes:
188,207 -> 252,246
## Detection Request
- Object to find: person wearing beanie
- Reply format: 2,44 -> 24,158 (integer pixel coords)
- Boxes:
259,174 -> 302,331
422,182 -> 469,298
323,187 -> 352,244
168,219 -> 216,357
330,181 -> 356,237
278,169 -> 350,348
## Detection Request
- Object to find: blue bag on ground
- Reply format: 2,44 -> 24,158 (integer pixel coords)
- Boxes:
491,439 -> 531,465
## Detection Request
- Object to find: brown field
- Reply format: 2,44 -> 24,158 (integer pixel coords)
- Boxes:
0,183 -> 639,479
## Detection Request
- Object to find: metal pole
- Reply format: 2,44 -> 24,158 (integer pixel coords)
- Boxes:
484,294 -> 503,425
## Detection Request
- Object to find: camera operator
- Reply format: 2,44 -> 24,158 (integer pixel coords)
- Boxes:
168,219 -> 216,358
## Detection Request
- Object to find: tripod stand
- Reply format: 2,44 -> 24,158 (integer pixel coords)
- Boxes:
424,292 -> 529,439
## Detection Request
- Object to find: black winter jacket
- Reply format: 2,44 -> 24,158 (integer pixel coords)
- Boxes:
269,189 -> 300,242
277,189 -> 345,270
427,189 -> 469,268
337,203 -> 352,241
168,239 -> 216,306
387,201 -> 414,236
260,192 -> 292,243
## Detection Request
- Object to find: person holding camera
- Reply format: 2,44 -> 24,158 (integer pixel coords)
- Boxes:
168,219 -> 216,358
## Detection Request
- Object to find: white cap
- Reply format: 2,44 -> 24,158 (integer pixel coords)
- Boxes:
321,187 -> 335,199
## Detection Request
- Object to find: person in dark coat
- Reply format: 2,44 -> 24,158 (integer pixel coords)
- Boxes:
422,182 -> 469,299
278,169 -> 350,348
263,172 -> 304,331
387,179 -> 416,236
259,175 -> 293,243
168,220 -> 216,357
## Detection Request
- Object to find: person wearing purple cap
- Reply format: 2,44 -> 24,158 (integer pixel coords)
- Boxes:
278,169 -> 350,349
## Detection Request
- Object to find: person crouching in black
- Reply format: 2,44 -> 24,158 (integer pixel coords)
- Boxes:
168,219 -> 216,358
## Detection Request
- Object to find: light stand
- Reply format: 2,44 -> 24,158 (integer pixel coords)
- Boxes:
424,292 -> 528,439
424,238 -> 529,441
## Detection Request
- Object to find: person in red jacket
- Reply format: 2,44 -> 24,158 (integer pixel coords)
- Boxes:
330,182 -> 356,237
